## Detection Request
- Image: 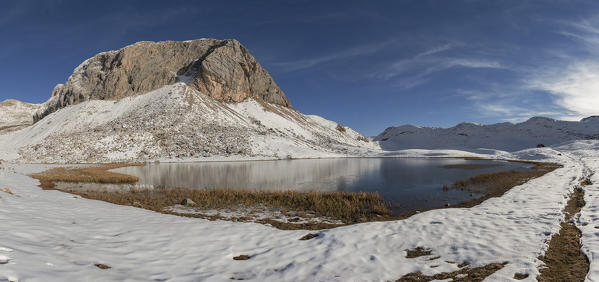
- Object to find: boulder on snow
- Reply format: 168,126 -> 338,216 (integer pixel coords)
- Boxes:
181,198 -> 196,206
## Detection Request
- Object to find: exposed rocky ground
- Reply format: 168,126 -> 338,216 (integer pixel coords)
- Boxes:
35,39 -> 289,122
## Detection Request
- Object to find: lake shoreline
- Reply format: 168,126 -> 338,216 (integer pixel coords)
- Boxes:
27,158 -> 561,230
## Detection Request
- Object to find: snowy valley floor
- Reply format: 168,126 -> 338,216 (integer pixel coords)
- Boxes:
1,142 -> 598,281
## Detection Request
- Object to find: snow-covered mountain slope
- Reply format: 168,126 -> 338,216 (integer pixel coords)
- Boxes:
375,117 -> 599,151
0,100 -> 41,134
0,83 -> 376,163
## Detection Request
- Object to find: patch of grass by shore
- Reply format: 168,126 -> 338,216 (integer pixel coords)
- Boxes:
29,164 -> 142,189
67,187 -> 392,228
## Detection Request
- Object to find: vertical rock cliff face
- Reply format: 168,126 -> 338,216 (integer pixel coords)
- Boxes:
35,39 -> 290,122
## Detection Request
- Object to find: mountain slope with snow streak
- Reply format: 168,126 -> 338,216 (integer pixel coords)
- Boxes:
0,100 -> 41,134
0,83 -> 376,163
375,117 -> 599,152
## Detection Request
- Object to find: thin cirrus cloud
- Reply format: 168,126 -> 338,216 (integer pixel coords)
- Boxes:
381,52 -> 505,89
271,39 -> 399,72
526,19 -> 599,120
455,89 -> 564,123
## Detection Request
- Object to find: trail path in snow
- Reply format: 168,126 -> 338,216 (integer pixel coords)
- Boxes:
0,144 -> 596,281
561,141 -> 599,282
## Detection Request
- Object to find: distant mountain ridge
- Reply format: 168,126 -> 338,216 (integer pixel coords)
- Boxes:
375,116 -> 599,151
0,100 -> 41,133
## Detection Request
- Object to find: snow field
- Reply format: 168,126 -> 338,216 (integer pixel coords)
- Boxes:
0,144 -> 594,281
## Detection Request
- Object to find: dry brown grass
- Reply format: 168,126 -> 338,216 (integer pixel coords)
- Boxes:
405,247 -> 432,258
0,188 -> 13,195
537,185 -> 589,281
233,255 -> 250,261
29,164 -> 142,189
397,262 -> 508,281
513,272 -> 529,279
67,187 -> 392,226
581,173 -> 594,186
299,233 -> 319,240
94,263 -> 111,270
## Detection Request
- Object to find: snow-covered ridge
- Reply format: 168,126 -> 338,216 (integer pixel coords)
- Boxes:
0,83 -> 376,163
376,117 -> 599,151
0,99 -> 41,134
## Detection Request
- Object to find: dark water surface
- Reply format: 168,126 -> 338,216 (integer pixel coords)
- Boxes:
112,158 -> 532,213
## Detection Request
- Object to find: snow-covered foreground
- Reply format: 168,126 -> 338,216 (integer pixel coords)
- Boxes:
1,142 -> 598,281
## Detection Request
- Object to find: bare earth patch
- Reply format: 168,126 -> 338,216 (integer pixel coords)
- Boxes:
94,263 -> 111,270
537,179 -> 590,281
397,262 -> 508,282
233,255 -> 250,261
405,247 -> 432,258
299,233 -> 319,240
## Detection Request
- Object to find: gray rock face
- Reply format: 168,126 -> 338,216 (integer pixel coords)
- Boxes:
180,198 -> 196,206
34,39 -> 290,122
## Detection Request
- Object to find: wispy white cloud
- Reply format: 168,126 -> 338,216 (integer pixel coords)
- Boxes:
381,51 -> 505,89
272,39 -> 399,71
527,62 -> 599,120
456,88 -> 565,123
525,18 -> 599,120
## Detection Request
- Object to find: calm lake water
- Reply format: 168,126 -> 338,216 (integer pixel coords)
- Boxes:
111,158 -> 532,213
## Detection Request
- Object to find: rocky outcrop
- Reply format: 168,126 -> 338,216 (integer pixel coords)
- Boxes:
34,39 -> 290,122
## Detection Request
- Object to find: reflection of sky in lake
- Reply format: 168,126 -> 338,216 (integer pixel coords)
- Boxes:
112,158 -> 531,213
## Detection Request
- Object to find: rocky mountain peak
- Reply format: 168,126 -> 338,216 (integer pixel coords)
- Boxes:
34,39 -> 290,122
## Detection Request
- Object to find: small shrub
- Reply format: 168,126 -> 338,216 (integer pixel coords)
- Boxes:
336,124 -> 346,132
357,136 -> 370,142
537,144 -> 546,148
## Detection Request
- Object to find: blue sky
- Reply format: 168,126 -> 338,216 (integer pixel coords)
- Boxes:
1,0 -> 599,135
